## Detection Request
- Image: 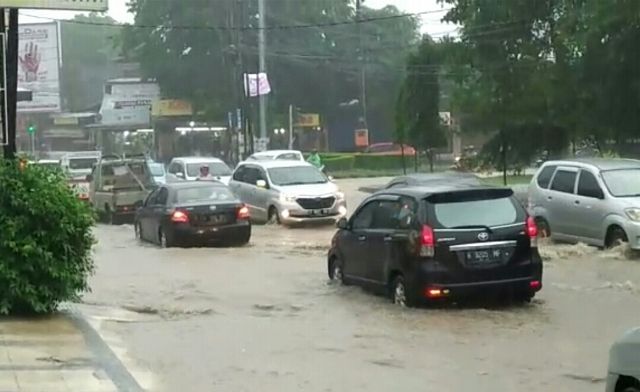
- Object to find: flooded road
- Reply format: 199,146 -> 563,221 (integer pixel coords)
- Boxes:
82,178 -> 640,392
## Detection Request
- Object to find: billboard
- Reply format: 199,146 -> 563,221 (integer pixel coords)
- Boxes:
99,80 -> 160,127
0,0 -> 107,11
17,23 -> 61,113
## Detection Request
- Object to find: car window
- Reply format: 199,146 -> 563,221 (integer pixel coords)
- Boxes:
156,188 -> 169,205
267,166 -> 327,186
372,198 -> 418,230
149,163 -> 165,176
244,167 -> 259,185
351,201 -> 378,230
145,189 -> 160,206
233,166 -> 246,182
186,162 -> 231,177
176,186 -> 235,204
168,162 -> 182,174
276,153 -> 301,161
550,170 -> 577,194
601,169 -> 640,197
430,193 -> 521,229
536,165 -> 557,189
577,170 -> 603,198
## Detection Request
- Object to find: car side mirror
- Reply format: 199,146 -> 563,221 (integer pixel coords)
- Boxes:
86,174 -> 93,182
256,179 -> 267,188
175,172 -> 185,178
336,217 -> 349,230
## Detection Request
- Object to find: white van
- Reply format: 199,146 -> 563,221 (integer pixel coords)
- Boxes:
60,151 -> 102,180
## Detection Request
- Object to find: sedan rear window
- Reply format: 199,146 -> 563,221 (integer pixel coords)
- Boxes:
429,193 -> 520,229
176,186 -> 235,204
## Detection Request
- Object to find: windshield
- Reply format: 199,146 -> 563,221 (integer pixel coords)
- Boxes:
149,163 -> 165,176
68,158 -> 97,170
601,169 -> 640,197
176,186 -> 235,204
268,166 -> 327,186
186,162 -> 231,177
432,197 -> 519,228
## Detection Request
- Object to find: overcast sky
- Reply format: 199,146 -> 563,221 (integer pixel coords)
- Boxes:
20,0 -> 457,37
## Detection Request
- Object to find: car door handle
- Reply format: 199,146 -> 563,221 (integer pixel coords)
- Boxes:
384,235 -> 393,242
358,235 -> 366,241
574,200 -> 580,205
547,196 -> 553,200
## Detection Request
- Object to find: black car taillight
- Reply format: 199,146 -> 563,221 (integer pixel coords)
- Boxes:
236,205 -> 250,220
171,209 -> 189,223
526,216 -> 538,247
420,225 -> 435,257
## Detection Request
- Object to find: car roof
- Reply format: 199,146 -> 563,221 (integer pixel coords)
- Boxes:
544,158 -> 640,171
252,150 -> 301,156
239,160 -> 313,169
172,156 -> 224,164
374,183 -> 509,199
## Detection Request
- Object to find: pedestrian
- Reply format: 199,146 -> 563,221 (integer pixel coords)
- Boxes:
307,149 -> 323,170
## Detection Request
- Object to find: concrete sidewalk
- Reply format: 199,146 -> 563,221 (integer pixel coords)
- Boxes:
0,313 -> 142,392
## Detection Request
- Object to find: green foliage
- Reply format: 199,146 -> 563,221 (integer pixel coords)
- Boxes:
439,0 -> 640,156
0,161 -> 95,314
395,37 -> 446,150
122,0 -> 419,133
323,155 -> 355,171
353,155 -> 407,170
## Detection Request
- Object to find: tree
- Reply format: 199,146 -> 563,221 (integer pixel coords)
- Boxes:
395,36 -> 446,171
60,13 -> 120,112
121,0 -> 420,147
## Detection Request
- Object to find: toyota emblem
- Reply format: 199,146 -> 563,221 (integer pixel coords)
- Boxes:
477,232 -> 489,241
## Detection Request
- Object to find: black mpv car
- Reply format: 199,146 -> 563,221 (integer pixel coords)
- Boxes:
327,185 -> 542,307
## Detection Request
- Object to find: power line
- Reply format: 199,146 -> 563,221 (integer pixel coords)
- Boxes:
22,7 -> 453,31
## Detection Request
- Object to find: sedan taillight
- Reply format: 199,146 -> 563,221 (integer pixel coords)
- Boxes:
526,216 -> 538,247
237,205 -> 250,220
171,210 -> 189,223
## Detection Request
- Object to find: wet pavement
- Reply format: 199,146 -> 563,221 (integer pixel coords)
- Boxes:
81,178 -> 640,392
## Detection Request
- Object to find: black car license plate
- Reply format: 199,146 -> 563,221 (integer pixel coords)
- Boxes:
465,249 -> 503,264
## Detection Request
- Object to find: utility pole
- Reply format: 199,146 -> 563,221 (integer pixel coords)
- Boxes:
1,8 -> 18,159
355,0 -> 367,129
288,104 -> 293,150
257,0 -> 267,141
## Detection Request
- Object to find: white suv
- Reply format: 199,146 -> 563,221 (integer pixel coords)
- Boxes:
167,157 -> 232,184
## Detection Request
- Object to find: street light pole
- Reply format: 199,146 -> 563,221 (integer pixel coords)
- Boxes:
258,0 -> 267,141
355,0 -> 367,128
288,104 -> 293,150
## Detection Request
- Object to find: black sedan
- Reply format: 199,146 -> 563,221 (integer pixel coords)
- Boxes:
134,182 -> 251,247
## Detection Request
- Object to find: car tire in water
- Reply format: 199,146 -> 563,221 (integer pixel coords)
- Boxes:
135,223 -> 143,241
391,275 -> 414,308
622,387 -> 640,392
606,226 -> 628,248
158,228 -> 173,248
536,218 -> 551,239
329,257 -> 345,284
268,206 -> 280,225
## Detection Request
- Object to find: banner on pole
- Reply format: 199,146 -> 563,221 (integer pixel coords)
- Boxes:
243,73 -> 271,97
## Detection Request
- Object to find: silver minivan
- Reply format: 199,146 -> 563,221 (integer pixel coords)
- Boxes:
528,158 -> 640,249
228,160 -> 347,225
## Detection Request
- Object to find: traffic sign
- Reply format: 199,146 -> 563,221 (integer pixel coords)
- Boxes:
0,0 -> 107,11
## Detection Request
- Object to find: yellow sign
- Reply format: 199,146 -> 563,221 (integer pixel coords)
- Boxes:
0,0 -> 107,10
53,116 -> 79,125
152,100 -> 193,117
295,113 -> 320,127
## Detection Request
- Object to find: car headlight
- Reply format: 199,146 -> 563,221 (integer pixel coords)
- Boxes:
625,208 -> 640,222
279,193 -> 297,203
336,191 -> 345,200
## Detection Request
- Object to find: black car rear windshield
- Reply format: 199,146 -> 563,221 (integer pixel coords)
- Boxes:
427,190 -> 522,229
176,186 -> 235,204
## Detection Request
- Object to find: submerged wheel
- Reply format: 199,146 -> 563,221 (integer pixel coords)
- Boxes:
391,275 -> 414,307
606,226 -> 628,248
329,257 -> 344,283
158,228 -> 173,248
135,223 -> 143,241
268,206 -> 280,225
536,218 -> 551,238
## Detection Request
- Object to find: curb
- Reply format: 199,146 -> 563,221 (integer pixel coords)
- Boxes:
67,311 -> 145,392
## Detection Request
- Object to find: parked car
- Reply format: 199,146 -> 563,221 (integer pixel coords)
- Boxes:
528,159 -> 640,249
606,327 -> 640,392
167,157 -> 233,184
88,155 -> 155,224
148,161 -> 167,185
246,150 -> 304,162
228,160 -> 347,225
364,142 -> 416,156
328,185 -> 542,307
384,172 -> 481,190
134,181 -> 251,247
